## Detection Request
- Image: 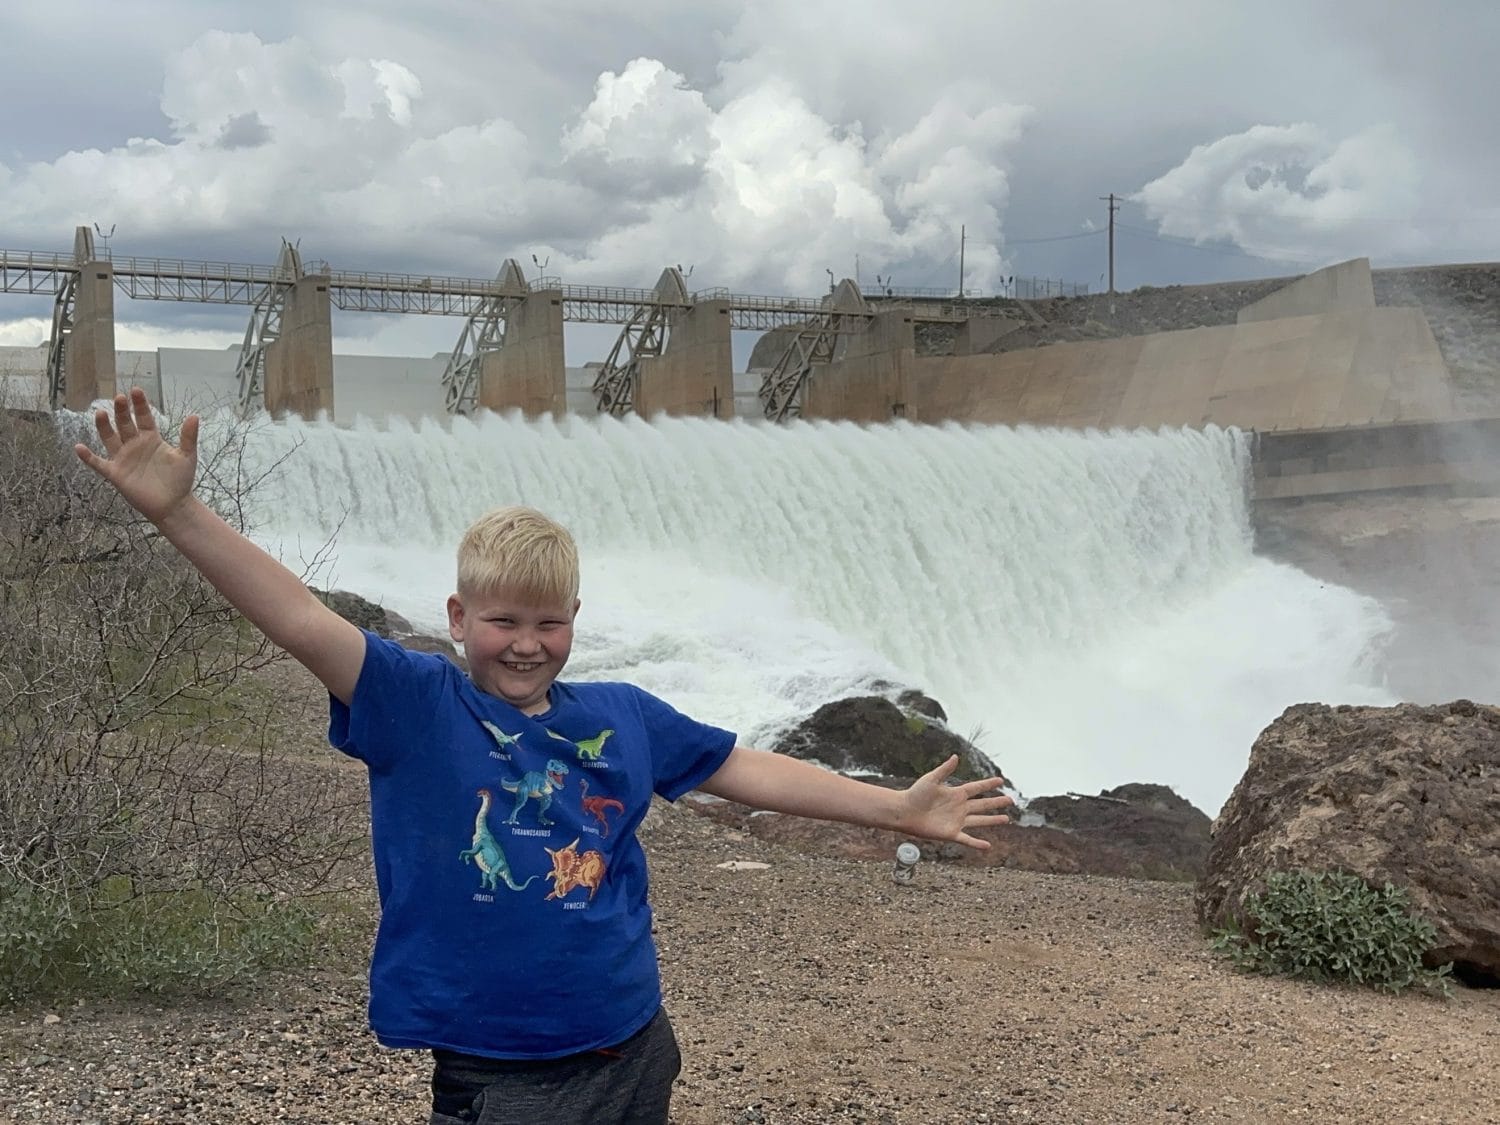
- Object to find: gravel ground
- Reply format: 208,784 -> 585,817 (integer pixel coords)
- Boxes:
4,664 -> 1498,1124
3,795 -> 1498,1124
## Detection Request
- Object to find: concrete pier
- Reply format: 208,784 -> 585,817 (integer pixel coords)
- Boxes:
635,297 -> 734,418
479,289 -> 567,416
63,227 -> 117,410
264,274 -> 335,418
803,309 -> 915,422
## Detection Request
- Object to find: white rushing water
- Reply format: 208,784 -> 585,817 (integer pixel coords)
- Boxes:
220,410 -> 1395,815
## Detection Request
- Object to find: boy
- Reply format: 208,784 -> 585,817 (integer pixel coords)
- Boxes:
77,388 -> 1014,1125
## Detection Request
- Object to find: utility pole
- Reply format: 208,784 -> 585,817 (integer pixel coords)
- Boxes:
1098,193 -> 1120,293
958,225 -> 966,298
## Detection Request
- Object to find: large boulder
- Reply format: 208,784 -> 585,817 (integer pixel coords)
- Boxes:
770,693 -> 999,782
311,587 -> 410,637
1026,784 -> 1211,880
1197,701 -> 1500,984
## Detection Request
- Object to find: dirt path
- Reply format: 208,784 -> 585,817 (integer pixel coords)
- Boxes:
3,789 -> 1497,1124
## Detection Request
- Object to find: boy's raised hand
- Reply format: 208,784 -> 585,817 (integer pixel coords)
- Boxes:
75,388 -> 199,524
897,755 -> 1014,850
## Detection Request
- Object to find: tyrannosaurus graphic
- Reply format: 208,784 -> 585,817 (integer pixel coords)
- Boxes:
500,759 -> 570,825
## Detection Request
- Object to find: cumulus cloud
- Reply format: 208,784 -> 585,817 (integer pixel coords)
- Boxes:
556,75 -> 1028,292
561,58 -> 715,199
0,31 -> 592,262
0,31 -> 1029,296
1134,123 -> 1428,263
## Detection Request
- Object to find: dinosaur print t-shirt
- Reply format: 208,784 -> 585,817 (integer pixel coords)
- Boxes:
328,631 -> 737,1059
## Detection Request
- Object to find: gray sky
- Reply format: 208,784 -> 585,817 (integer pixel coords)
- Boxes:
2,0 -> 1496,359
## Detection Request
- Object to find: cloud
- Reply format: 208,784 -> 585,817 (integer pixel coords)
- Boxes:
556,76 -> 1028,292
216,112 -> 274,151
1133,123 -> 1429,263
0,31 -> 588,263
561,58 -> 715,199
0,31 -> 1030,296
0,316 -> 240,351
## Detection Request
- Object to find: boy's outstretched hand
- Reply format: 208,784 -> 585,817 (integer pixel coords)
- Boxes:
896,755 -> 1014,850
699,747 -> 1015,852
75,388 -> 200,524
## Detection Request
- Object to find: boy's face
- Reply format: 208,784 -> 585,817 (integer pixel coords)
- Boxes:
446,587 -> 579,715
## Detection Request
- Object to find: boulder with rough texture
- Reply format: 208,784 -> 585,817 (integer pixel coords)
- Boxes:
1197,701 -> 1500,983
770,694 -> 998,782
311,588 -> 410,637
311,587 -> 464,666
1026,784 -> 1211,880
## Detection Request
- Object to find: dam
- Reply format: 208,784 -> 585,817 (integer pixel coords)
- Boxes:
4,234 -> 1496,809
4,229 -> 1491,503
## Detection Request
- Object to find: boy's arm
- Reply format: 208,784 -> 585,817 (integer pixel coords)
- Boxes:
696,747 -> 1014,851
75,389 -> 366,705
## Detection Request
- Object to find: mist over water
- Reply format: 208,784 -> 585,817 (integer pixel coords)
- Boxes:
227,411 -> 1395,815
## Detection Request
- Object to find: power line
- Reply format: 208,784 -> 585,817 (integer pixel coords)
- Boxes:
1006,229 -> 1106,245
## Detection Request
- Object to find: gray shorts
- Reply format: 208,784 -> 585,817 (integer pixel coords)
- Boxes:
428,1008 -> 682,1125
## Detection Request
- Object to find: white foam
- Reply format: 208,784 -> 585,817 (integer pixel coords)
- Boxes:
218,410 -> 1393,815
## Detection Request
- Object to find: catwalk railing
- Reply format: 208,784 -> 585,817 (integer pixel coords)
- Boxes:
1,247 -> 1085,329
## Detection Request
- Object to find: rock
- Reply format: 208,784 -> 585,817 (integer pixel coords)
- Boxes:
311,588 -> 398,637
400,632 -> 466,670
309,586 -> 464,667
894,688 -> 946,723
1196,701 -> 1500,984
771,694 -> 997,782
1026,784 -> 1211,880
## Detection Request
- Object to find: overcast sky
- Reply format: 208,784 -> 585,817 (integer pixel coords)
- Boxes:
2,0 -> 1496,360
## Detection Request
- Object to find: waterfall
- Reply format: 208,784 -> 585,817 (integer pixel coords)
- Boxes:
221,410 -> 1393,813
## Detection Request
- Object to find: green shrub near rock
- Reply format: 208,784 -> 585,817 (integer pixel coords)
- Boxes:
1209,869 -> 1453,996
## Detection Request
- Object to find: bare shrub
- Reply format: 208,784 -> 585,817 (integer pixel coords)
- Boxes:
0,395 -> 366,1000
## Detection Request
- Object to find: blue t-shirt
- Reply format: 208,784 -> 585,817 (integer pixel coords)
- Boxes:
328,631 -> 737,1059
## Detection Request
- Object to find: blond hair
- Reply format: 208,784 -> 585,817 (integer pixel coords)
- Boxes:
456,506 -> 580,604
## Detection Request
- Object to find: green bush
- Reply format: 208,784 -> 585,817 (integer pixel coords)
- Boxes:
0,874 -> 321,1002
1210,868 -> 1453,996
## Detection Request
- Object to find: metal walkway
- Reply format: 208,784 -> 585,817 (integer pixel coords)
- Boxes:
0,247 -> 990,329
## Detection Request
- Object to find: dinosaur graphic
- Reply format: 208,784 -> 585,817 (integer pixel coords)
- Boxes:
500,759 -> 570,825
573,729 -> 615,762
480,720 -> 524,751
579,777 -> 625,837
460,789 -> 538,892
543,838 -> 607,901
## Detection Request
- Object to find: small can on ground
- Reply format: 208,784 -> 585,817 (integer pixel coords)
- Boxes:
891,842 -> 921,884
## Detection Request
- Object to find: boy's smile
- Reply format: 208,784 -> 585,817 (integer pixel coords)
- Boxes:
446,588 -> 579,715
